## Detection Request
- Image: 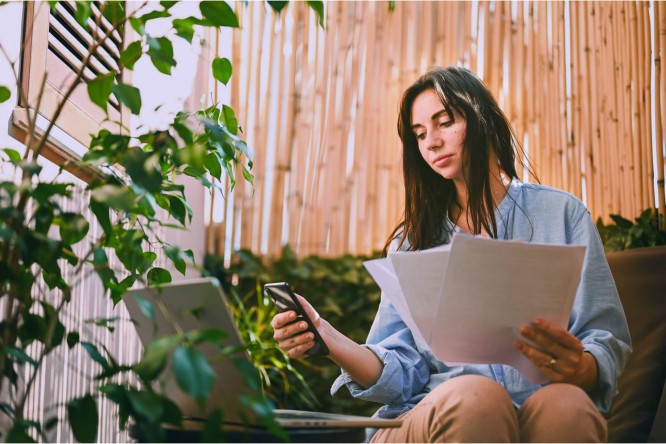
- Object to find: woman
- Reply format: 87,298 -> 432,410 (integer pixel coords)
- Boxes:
271,66 -> 631,442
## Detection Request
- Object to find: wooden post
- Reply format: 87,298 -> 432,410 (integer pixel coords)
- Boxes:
657,0 -> 666,227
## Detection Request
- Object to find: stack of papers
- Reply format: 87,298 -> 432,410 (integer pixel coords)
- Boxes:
363,234 -> 586,383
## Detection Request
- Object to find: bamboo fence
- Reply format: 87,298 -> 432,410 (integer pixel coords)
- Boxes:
207,0 -> 666,260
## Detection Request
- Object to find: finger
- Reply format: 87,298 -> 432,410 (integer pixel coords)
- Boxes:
285,341 -> 316,359
515,340 -> 557,369
519,325 -> 570,358
271,311 -> 297,330
273,320 -> 309,341
279,331 -> 315,355
531,318 -> 584,351
295,294 -> 321,324
514,340 -> 580,381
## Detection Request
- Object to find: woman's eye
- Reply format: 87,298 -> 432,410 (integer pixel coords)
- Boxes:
439,120 -> 452,127
415,132 -> 426,140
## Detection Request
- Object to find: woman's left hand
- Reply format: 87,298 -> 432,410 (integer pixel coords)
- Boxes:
514,318 -> 598,392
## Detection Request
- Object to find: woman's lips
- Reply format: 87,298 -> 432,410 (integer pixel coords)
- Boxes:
433,154 -> 453,167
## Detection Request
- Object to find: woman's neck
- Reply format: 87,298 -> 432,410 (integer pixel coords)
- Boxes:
450,168 -> 510,233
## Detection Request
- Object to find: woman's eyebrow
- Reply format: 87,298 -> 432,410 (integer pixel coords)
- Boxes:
411,109 -> 448,130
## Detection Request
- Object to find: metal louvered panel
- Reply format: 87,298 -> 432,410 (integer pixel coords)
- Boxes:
48,1 -> 123,112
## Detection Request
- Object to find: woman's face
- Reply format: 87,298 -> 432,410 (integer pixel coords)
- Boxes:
410,89 -> 467,183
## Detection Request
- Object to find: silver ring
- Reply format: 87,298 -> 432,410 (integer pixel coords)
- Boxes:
547,358 -> 557,369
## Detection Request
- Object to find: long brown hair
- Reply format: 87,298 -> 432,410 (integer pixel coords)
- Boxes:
383,66 -> 532,255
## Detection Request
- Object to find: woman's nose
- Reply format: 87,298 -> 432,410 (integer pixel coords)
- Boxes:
425,132 -> 442,151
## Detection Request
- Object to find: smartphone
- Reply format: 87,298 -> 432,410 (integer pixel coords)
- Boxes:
264,282 -> 330,357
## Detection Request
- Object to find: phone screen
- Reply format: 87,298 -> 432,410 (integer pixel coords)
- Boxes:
264,282 -> 330,357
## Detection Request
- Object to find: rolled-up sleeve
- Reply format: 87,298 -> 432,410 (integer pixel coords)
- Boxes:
568,209 -> 632,413
331,295 -> 430,406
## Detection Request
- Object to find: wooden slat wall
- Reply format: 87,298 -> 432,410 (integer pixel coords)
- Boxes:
208,0 -> 666,259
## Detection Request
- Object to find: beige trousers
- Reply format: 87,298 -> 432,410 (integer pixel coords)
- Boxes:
371,375 -> 607,443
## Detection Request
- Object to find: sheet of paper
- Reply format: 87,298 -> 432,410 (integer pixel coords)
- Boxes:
364,235 -> 586,384
363,258 -> 427,345
388,247 -> 450,342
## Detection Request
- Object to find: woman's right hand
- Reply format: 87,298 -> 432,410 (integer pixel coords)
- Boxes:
271,294 -> 384,388
271,294 -> 322,359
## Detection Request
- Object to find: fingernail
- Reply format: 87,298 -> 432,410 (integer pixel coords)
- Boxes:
307,333 -> 314,340
300,322 -> 308,329
289,312 -> 296,319
533,318 -> 544,326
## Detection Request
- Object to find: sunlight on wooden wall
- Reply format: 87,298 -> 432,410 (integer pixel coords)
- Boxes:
207,1 -> 666,259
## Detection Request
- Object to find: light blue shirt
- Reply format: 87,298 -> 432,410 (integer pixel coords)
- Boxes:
331,180 -> 632,420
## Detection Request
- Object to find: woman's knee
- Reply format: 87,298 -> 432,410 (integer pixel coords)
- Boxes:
421,375 -> 519,442
520,384 -> 607,442
427,374 -> 513,410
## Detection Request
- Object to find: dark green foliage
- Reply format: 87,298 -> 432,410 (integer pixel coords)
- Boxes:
0,1 -> 329,440
596,208 -> 666,252
205,246 -> 382,417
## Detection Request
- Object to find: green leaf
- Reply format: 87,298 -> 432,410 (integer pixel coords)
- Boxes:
172,346 -> 215,403
2,147 -> 21,163
133,294 -> 155,325
172,17 -> 197,43
221,104 -> 238,135
31,182 -> 72,203
267,1 -> 289,14
74,1 -> 91,27
388,0 -> 396,12
90,201 -> 112,236
129,17 -> 144,35
101,1 -> 125,24
137,9 -> 171,23
161,1 -> 177,10
120,40 -> 143,70
44,416 -> 58,432
164,245 -> 187,275
241,164 -> 254,186
0,85 -> 11,103
199,1 -> 239,28
201,408 -> 225,442
185,328 -> 227,345
166,195 -> 190,225
124,149 -> 162,193
147,267 -> 172,286
138,250 -> 158,274
91,185 -> 136,211
212,57 -> 232,85
182,249 -> 195,265
307,1 -> 325,27
67,395 -> 98,443
5,428 -> 35,443
6,347 -> 38,367
18,314 -> 47,347
81,342 -> 110,371
204,152 -> 223,180
609,214 -> 633,229
133,344 -> 168,381
67,332 -> 80,349
172,112 -> 194,144
57,213 -> 89,245
84,316 -> 120,333
112,83 -> 142,114
126,390 -> 164,424
147,36 -> 177,75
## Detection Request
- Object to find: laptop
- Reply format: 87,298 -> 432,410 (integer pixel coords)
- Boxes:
123,277 -> 402,431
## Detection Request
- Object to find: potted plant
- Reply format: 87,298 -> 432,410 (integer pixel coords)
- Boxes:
0,1 -> 323,441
